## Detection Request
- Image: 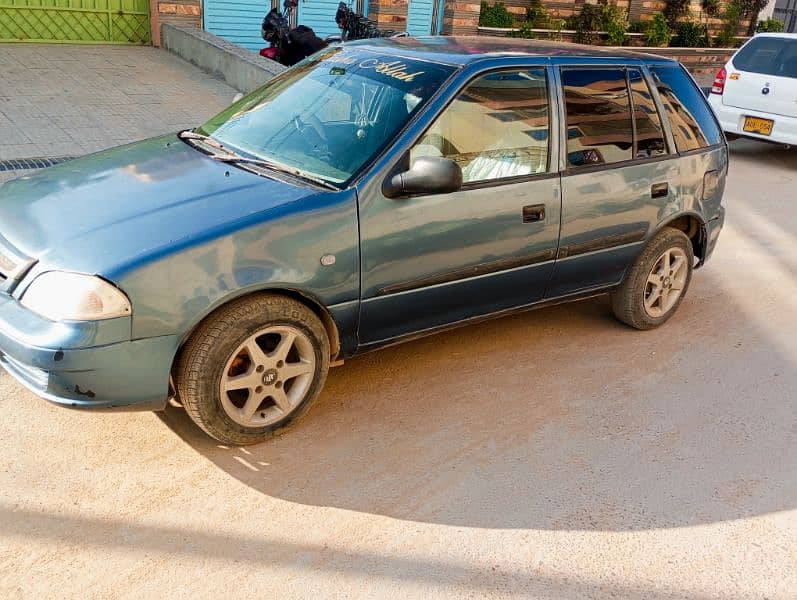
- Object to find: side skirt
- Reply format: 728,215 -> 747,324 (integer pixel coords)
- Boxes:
353,285 -> 616,356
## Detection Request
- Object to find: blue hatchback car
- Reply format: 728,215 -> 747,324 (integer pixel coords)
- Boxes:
0,38 -> 726,444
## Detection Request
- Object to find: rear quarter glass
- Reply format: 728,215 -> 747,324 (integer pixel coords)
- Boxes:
648,65 -> 724,151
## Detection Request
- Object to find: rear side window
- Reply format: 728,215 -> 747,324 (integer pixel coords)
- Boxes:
562,68 -> 633,168
649,66 -> 722,151
733,37 -> 797,79
628,69 -> 667,159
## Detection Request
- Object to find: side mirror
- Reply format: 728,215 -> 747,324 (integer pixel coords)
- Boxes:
384,156 -> 463,198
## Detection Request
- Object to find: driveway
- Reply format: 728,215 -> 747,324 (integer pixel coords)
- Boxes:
0,46 -> 795,599
0,44 -> 234,182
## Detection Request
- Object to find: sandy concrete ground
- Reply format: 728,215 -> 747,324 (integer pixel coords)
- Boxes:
0,75 -> 795,597
0,43 -> 235,186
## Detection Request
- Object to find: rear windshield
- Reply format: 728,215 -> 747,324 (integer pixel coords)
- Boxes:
733,37 -> 797,79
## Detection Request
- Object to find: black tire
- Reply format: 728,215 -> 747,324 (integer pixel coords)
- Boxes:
175,294 -> 330,445
610,227 -> 694,330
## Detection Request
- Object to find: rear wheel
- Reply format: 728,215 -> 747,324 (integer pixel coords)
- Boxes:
611,227 -> 694,330
176,294 -> 330,445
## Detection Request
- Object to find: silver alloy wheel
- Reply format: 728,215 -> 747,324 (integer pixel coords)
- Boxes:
643,247 -> 689,318
219,325 -> 316,427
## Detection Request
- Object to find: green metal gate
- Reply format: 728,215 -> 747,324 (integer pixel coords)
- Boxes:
0,0 -> 150,44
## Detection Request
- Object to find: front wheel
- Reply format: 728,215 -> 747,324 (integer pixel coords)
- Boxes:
611,227 -> 694,330
175,294 -> 330,445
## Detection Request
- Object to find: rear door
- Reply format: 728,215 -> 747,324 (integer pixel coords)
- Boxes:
547,66 -> 678,297
723,36 -> 797,118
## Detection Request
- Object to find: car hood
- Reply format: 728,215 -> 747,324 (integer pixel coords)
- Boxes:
0,135 -> 320,279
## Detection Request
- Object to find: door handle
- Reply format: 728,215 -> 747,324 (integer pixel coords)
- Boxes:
651,182 -> 669,199
522,204 -> 545,223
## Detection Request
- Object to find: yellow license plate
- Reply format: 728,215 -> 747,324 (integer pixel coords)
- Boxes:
743,116 -> 774,136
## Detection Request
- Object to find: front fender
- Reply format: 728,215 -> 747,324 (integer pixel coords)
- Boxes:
118,189 -> 360,341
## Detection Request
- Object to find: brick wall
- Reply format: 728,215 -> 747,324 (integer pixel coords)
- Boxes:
441,1 -> 482,34
151,0 -> 202,46
369,0 -> 411,29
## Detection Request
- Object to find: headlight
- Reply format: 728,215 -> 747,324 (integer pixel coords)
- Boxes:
20,272 -> 132,321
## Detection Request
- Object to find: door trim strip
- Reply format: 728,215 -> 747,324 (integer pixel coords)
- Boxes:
557,227 -> 647,259
375,248 -> 557,297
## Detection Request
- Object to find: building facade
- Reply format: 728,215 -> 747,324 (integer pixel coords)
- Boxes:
0,0 -> 758,47
773,0 -> 797,32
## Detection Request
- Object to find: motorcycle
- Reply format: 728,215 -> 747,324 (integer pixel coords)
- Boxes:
260,0 -> 328,66
334,2 -> 407,40
260,1 -> 407,67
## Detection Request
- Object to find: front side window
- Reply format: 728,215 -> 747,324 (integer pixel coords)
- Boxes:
562,68 -> 633,168
199,48 -> 455,185
649,66 -> 721,152
628,69 -> 667,159
410,68 -> 550,184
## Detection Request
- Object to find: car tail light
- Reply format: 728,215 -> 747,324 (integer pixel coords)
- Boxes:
711,67 -> 727,95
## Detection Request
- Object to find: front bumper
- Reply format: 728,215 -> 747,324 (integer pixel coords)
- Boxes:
708,95 -> 797,146
0,292 -> 179,411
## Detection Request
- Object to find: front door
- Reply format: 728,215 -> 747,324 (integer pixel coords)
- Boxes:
357,67 -> 562,345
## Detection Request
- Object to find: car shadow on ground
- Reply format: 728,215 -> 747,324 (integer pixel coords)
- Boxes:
159,260 -> 797,531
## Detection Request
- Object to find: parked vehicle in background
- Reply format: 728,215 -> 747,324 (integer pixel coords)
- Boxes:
0,38 -> 726,445
260,0 -> 328,66
334,2 -> 406,40
708,32 -> 797,147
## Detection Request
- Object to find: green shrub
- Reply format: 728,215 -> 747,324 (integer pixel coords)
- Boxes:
643,13 -> 672,47
701,0 -> 720,17
715,0 -> 741,47
603,3 -> 628,45
757,18 -> 784,32
672,21 -> 710,47
479,1 -> 515,28
663,0 -> 691,28
510,20 -> 536,38
628,21 -> 647,33
570,0 -> 628,45
525,0 -> 551,28
571,2 -> 604,44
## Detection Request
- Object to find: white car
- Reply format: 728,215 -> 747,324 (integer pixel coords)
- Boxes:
708,32 -> 797,147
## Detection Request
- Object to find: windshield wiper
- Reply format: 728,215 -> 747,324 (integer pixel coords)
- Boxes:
178,129 -> 234,155
180,130 -> 337,190
214,155 -> 338,190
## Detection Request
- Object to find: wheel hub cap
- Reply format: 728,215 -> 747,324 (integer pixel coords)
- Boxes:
262,368 -> 279,386
643,247 -> 688,319
219,325 -> 316,427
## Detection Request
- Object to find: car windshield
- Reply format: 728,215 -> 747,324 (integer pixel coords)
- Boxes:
197,47 -> 456,186
733,37 -> 797,79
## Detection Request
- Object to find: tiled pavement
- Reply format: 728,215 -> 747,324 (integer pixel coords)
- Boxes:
0,44 -> 236,182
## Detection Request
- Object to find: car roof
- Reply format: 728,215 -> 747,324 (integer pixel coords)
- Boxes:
344,36 -> 678,67
752,32 -> 797,38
